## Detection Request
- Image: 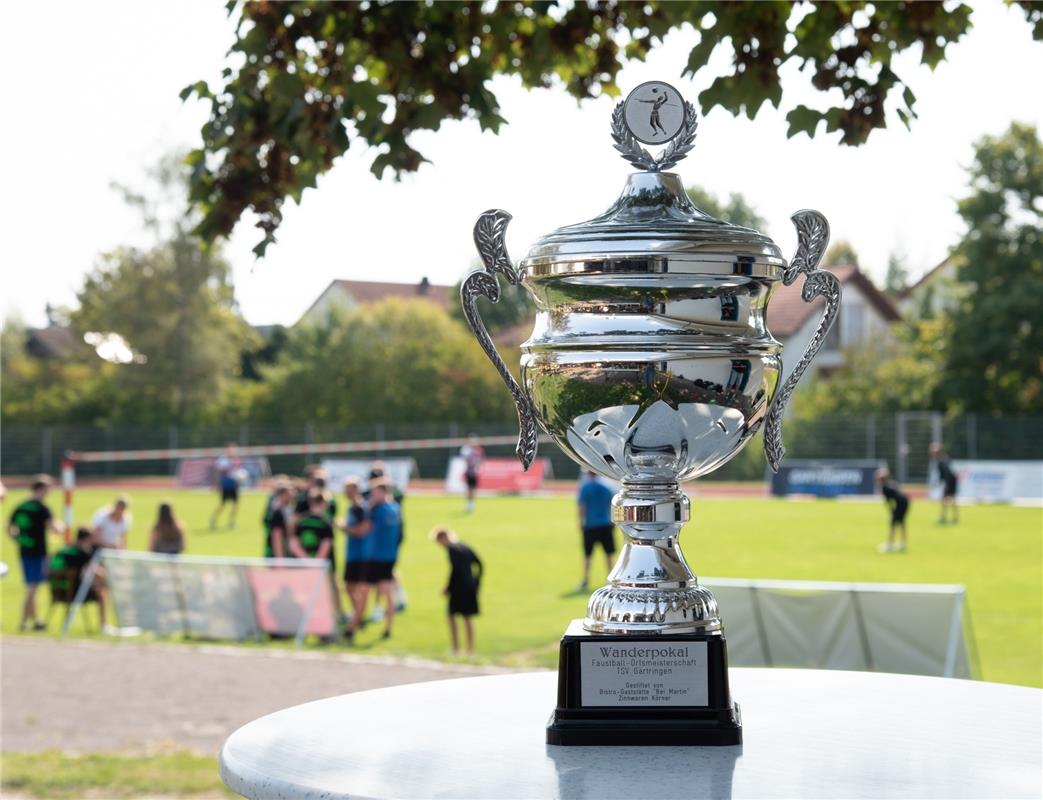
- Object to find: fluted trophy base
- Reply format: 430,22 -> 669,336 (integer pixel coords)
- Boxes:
547,484 -> 741,746
546,621 -> 742,746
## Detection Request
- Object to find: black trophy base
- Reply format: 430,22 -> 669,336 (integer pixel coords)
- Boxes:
546,620 -> 742,746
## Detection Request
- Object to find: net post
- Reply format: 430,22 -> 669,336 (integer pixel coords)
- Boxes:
61,454 -> 76,538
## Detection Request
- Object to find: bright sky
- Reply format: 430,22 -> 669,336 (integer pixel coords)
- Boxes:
3,1 -> 1041,328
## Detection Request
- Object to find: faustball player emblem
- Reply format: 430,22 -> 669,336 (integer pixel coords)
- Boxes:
623,81 -> 686,145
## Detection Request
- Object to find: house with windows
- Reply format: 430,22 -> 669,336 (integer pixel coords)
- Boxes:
768,264 -> 902,383
298,277 -> 453,326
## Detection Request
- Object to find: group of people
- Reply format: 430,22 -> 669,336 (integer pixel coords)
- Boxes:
874,442 -> 961,553
7,439 -> 965,651
261,463 -> 407,642
6,476 -> 187,633
259,462 -> 484,653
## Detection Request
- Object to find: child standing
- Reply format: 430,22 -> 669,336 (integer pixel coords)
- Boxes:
875,467 -> 911,553
431,527 -> 483,655
7,475 -> 66,631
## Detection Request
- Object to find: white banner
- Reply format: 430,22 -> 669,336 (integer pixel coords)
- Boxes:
703,578 -> 973,678
90,551 -> 335,643
321,458 -> 417,492
928,460 -> 1043,503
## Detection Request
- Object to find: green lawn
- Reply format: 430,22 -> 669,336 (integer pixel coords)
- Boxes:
2,487 -> 1040,686
0,750 -> 231,799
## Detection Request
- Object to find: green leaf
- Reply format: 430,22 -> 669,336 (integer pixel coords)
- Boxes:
786,106 -> 823,139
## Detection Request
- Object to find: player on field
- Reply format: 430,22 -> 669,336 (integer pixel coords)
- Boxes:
90,496 -> 131,551
929,442 -> 960,525
366,461 -> 407,613
148,502 -> 186,555
210,443 -> 241,530
875,467 -> 911,553
50,528 -> 108,627
7,476 -> 65,631
576,471 -> 616,591
290,490 -> 343,630
340,478 -> 371,639
263,486 -> 293,559
354,479 -> 401,640
294,467 -> 338,522
460,435 -> 484,514
432,527 -> 483,656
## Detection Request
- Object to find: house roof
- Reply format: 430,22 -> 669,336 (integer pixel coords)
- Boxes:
767,264 -> 902,338
332,278 -> 452,308
25,326 -> 79,359
898,255 -> 954,298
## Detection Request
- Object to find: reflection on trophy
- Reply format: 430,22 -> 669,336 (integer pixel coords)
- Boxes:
461,81 -> 840,746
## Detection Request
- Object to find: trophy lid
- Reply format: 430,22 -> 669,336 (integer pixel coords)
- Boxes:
521,81 -> 784,276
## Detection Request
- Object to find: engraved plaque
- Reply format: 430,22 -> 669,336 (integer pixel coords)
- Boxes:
580,640 -> 709,707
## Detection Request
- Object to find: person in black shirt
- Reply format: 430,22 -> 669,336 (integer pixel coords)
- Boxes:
7,476 -> 65,631
432,527 -> 483,655
294,468 -> 338,520
875,467 -> 910,553
929,442 -> 960,525
290,490 -> 343,628
264,486 -> 293,558
49,528 -> 107,627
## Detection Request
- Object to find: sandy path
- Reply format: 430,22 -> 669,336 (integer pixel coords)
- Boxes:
1,637 -> 516,755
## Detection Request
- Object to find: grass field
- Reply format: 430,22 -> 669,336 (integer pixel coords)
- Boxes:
2,486 -> 1040,686
1,750 -> 231,799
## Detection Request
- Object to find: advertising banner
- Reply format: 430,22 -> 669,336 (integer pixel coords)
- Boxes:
95,552 -> 334,642
176,457 -> 270,488
929,460 -> 1043,503
246,566 -> 336,636
445,456 -> 549,494
320,458 -> 417,492
770,459 -> 882,497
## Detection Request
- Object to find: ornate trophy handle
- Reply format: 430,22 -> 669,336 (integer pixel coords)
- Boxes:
460,209 -> 539,470
763,209 -> 841,472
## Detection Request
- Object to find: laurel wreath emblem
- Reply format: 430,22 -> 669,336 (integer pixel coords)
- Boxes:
611,100 -> 699,172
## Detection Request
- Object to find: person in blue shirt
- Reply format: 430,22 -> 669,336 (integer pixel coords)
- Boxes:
355,479 -> 401,640
340,478 -> 371,639
577,471 -> 616,591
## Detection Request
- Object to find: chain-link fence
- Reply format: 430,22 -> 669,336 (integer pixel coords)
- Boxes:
2,415 -> 1040,484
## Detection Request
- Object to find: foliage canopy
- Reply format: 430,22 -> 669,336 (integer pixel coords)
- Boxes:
937,123 -> 1043,414
178,0 -> 1043,255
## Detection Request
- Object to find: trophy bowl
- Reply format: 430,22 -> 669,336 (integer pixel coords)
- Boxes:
461,81 -> 840,744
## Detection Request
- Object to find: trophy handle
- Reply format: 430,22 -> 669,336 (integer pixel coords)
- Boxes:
763,209 -> 841,472
460,209 -> 539,470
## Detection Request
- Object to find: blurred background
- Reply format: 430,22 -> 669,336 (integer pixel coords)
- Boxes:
1,1 -> 1041,798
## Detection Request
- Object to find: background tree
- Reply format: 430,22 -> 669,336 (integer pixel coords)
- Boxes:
823,240 -> 860,268
685,186 -> 766,230
449,271 -> 532,334
70,161 -> 257,424
936,123 -> 1043,414
0,317 -> 116,425
884,250 -> 909,297
792,320 -> 945,417
177,1 -> 1043,254
259,299 -> 515,425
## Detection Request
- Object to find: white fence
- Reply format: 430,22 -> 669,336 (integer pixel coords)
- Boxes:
704,578 -> 976,678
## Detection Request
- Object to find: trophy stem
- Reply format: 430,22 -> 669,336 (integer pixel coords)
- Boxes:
584,482 -> 722,635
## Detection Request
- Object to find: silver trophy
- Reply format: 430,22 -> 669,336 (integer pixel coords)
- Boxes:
462,81 -> 839,745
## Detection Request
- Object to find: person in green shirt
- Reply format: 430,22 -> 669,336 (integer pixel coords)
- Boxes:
7,476 -> 66,631
290,490 -> 343,633
49,528 -> 107,627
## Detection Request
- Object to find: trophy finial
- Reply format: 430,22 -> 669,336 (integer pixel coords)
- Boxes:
611,80 -> 698,173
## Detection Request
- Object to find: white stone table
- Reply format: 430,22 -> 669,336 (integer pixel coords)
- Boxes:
220,668 -> 1042,799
